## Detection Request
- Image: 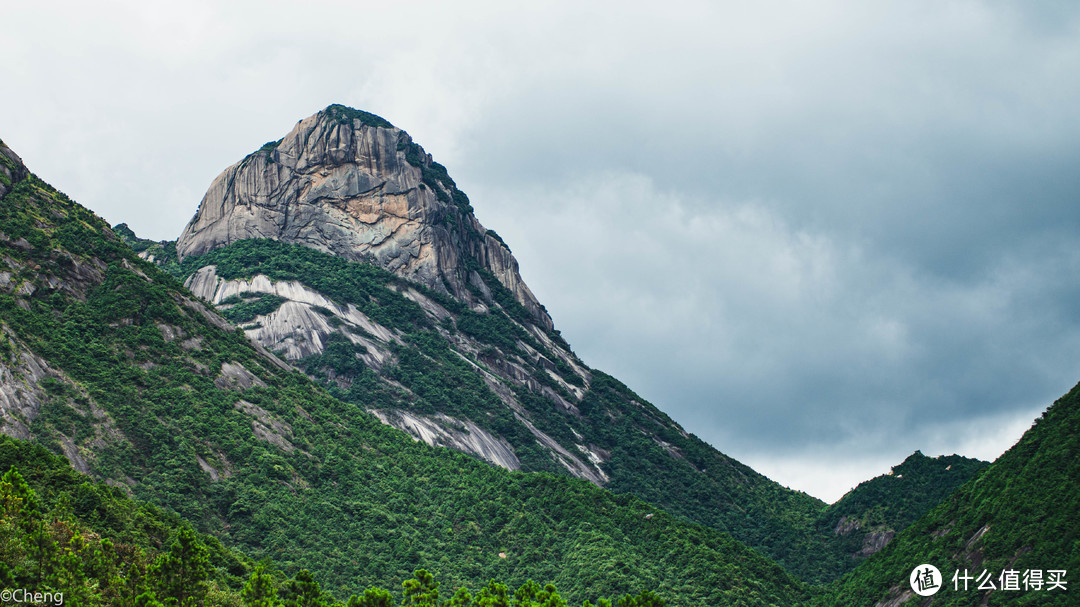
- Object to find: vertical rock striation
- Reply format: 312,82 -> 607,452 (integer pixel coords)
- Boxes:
176,105 -> 552,330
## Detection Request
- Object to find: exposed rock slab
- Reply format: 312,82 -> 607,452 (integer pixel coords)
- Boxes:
0,325 -> 129,475
858,530 -> 896,557
0,330 -> 53,440
215,362 -> 268,390
235,399 -> 295,453
186,266 -> 396,362
371,409 -> 521,471
513,412 -> 608,485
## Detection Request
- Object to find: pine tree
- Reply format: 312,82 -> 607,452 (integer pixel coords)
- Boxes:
86,537 -> 123,605
121,558 -> 149,607
347,587 -> 393,607
401,569 -> 439,606
0,465 -> 41,522
149,527 -> 211,607
512,581 -> 565,607
242,564 -> 280,607
56,528 -> 90,605
27,517 -> 58,587
281,569 -> 324,607
473,580 -> 511,607
446,586 -> 471,607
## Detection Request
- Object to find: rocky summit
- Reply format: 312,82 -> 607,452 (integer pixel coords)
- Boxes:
165,106 -> 865,583
177,104 -> 551,331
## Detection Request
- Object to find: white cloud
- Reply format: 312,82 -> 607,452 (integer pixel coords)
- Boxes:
742,404 -> 1043,503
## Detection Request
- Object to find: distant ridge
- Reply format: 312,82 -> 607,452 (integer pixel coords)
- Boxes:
818,384 -> 1080,605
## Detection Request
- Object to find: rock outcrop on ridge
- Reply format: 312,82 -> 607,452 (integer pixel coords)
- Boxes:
176,105 -> 552,331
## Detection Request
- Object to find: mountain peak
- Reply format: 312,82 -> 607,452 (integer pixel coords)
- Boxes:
176,106 -> 553,329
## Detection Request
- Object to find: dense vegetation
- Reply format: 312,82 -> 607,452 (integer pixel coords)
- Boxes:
114,222 -> 181,275
0,437 -> 667,607
0,145 -> 810,605
217,294 -> 289,325
816,384 -> 1080,606
1,437 -> 250,606
577,372 -> 840,582
324,104 -> 395,129
816,451 -> 988,560
176,237 -> 859,583
176,238 -> 591,476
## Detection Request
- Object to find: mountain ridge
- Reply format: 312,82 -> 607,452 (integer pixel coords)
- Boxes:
816,383 -> 1080,606
161,104 -> 863,581
0,134 -> 813,605
817,451 -> 989,562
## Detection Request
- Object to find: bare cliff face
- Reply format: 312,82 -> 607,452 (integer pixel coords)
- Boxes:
176,105 -> 552,331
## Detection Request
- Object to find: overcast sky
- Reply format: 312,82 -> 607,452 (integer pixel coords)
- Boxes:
3,1 -> 1079,502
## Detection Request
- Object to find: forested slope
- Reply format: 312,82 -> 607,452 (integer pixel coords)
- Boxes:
0,137 -> 809,605
814,452 -> 988,566
816,383 -> 1080,606
171,236 -> 841,582
0,435 -> 675,606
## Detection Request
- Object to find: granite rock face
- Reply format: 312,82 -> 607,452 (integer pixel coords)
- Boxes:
182,262 -> 608,484
176,106 -> 552,330
174,107 -> 614,484
0,140 -> 29,201
0,328 -> 54,441
370,409 -> 521,471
